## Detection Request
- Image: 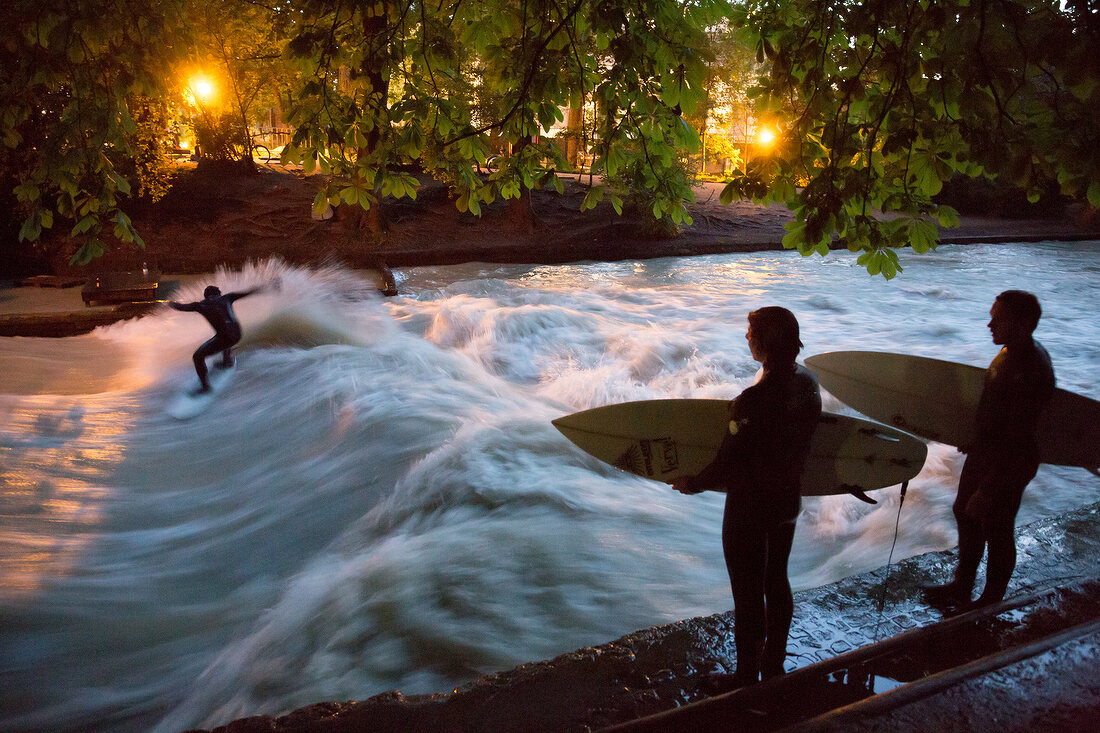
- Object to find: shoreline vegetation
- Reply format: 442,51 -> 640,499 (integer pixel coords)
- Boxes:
7,163 -> 1100,281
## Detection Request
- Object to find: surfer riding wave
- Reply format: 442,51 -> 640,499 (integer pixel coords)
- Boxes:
169,283 -> 273,392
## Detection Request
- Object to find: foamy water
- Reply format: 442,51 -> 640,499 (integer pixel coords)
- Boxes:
1,244 -> 1097,731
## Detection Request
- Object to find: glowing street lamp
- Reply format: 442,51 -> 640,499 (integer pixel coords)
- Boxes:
756,126 -> 777,148
193,78 -> 214,102
186,75 -> 217,109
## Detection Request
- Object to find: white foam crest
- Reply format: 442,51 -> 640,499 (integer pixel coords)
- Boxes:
93,260 -> 396,392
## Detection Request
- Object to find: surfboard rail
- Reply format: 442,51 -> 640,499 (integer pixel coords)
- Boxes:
167,363 -> 236,420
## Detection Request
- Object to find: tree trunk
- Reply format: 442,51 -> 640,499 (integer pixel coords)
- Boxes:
358,5 -> 390,241
565,105 -> 583,169
509,137 -> 536,233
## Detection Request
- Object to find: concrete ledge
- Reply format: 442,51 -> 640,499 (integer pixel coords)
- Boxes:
0,302 -> 159,337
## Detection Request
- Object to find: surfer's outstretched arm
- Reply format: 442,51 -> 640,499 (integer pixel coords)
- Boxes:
168,300 -> 200,312
225,278 -> 280,302
224,287 -> 261,303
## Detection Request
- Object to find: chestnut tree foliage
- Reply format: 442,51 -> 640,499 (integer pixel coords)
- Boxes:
1,0 -> 1097,275
279,0 -> 725,235
725,0 -> 1100,277
1,0 -> 187,265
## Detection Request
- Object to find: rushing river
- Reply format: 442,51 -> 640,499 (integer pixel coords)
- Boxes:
1,242 -> 1098,731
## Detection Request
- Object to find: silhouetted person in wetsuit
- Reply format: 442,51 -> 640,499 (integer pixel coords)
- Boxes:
672,306 -> 822,690
924,290 -> 1055,611
170,285 -> 261,392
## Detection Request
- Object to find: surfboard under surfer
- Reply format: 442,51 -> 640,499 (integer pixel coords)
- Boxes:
923,290 -> 1055,612
672,306 -> 822,691
169,284 -> 267,393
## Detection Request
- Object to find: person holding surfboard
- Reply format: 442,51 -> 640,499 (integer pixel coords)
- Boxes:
924,290 -> 1055,611
672,306 -> 822,690
169,283 -> 266,393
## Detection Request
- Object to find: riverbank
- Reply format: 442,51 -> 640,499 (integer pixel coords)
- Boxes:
189,500 -> 1100,732
8,164 -> 1100,277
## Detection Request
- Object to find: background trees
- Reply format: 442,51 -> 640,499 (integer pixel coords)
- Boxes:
279,0 -> 729,236
187,0 -> 289,171
728,0 -> 1100,277
1,0 -> 187,266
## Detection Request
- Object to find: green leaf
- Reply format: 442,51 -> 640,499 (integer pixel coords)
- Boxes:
781,221 -> 806,251
340,186 -> 360,205
69,238 -> 104,266
18,217 -> 41,243
312,191 -> 332,216
935,205 -> 961,228
720,181 -> 737,205
661,80 -> 681,109
14,181 -> 39,202
908,218 -> 939,253
581,186 -> 604,211
1088,182 -> 1100,209
71,215 -> 97,235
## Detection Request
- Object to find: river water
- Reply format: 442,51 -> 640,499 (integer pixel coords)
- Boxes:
1,242 -> 1097,731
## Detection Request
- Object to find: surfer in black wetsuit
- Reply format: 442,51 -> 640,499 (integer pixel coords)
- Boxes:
169,284 -> 263,392
924,290 -> 1055,611
672,306 -> 822,690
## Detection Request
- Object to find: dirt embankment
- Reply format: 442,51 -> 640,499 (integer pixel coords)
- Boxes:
18,162 -> 1100,279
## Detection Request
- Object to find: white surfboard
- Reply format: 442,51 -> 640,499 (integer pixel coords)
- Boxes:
804,351 -> 1100,469
552,399 -> 927,501
167,364 -> 236,420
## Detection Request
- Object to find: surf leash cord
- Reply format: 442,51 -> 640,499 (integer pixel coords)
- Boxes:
872,480 -> 909,643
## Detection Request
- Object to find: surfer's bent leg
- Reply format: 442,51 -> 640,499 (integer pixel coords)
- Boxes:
192,337 -> 223,391
761,519 -> 796,678
193,334 -> 235,389
217,324 -> 242,369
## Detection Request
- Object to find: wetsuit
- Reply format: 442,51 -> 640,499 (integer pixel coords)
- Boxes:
953,337 -> 1055,603
684,362 -> 822,679
170,290 -> 254,390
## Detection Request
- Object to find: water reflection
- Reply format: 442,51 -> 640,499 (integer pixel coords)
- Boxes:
0,397 -> 132,600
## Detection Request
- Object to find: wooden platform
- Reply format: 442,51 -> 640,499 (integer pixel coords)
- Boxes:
19,275 -> 86,289
81,269 -> 160,306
